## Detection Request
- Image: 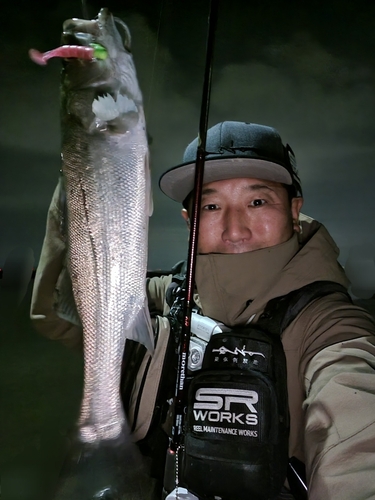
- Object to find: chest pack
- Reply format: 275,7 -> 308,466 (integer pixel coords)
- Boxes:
163,279 -> 348,500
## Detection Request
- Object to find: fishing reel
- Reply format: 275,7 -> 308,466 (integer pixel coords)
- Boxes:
167,280 -> 230,372
188,312 -> 231,372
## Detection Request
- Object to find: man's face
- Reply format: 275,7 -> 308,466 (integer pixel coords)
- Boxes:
182,177 -> 303,254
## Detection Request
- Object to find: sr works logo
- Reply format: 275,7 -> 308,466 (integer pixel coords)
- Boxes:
192,388 -> 259,437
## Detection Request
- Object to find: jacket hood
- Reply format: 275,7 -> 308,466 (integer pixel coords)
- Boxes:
195,214 -> 349,326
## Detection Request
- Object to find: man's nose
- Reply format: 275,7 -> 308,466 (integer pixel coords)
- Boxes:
222,209 -> 251,243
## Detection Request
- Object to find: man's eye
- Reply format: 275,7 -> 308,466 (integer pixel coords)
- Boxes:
250,199 -> 266,207
203,204 -> 219,211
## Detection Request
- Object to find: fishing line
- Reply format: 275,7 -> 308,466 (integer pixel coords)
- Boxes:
81,0 -> 90,19
146,0 -> 165,115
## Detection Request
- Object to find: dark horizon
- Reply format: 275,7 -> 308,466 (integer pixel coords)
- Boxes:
1,0 -> 375,274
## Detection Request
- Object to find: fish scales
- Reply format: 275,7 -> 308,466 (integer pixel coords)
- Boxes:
65,142 -> 148,441
59,9 -> 153,444
29,9 -> 154,497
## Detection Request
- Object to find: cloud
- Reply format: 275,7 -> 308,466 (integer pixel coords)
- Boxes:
139,29 -> 375,267
210,33 -> 375,146
145,32 -> 375,267
2,9 -> 375,269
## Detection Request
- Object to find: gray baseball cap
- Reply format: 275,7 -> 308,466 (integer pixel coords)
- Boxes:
159,121 -> 302,202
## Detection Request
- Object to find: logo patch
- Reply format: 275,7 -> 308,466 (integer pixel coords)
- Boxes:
192,387 -> 260,439
212,345 -> 265,359
205,336 -> 270,373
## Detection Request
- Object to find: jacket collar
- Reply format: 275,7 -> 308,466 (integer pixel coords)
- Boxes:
194,215 -> 349,326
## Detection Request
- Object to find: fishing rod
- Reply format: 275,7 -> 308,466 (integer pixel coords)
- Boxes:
81,0 -> 90,19
168,0 -> 219,459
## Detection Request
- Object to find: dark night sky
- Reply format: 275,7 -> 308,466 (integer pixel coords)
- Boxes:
1,0 -> 375,273
1,2 -> 375,495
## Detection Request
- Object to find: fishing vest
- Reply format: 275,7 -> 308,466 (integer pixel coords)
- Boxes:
121,268 -> 349,500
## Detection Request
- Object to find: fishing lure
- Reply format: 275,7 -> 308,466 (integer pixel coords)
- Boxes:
29,43 -> 107,66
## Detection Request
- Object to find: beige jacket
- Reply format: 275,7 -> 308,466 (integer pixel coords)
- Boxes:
128,218 -> 375,500
31,185 -> 375,499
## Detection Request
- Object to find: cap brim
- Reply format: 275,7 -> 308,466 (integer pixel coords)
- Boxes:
159,158 -> 293,202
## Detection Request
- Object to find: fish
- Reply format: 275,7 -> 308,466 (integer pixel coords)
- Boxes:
30,8 -> 154,499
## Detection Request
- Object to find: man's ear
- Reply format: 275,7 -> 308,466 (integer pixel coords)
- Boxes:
181,208 -> 190,229
291,197 -> 304,233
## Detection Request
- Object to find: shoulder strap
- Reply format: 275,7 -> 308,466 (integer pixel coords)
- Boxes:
170,260 -> 187,282
257,281 -> 351,336
166,261 -> 187,308
254,281 -> 350,499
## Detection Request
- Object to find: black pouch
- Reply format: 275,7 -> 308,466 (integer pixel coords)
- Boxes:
181,327 -> 289,500
160,280 -> 349,499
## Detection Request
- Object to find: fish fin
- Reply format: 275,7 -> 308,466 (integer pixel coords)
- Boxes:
92,94 -> 119,121
145,151 -> 153,216
131,300 -> 155,353
117,93 -> 138,114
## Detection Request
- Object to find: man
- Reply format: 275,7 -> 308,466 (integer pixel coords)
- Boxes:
31,121 -> 375,499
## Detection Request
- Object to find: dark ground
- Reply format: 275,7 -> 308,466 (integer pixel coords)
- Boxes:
0,283 -> 83,500
1,274 -> 375,499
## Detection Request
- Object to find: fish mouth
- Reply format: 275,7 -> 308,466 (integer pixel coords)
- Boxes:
61,9 -> 108,51
29,10 -> 110,66
29,8 -> 131,67
61,8 -> 131,53
29,7 -> 137,99
61,30 -> 95,47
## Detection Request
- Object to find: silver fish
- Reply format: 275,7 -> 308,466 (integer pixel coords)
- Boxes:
60,8 -> 154,445
30,8 -> 154,498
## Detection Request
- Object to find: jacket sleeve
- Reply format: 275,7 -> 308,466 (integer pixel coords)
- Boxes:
30,179 -> 83,349
147,274 -> 173,317
303,313 -> 375,499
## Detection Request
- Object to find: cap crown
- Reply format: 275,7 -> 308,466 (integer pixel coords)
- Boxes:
185,122 -> 285,163
159,121 -> 302,202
